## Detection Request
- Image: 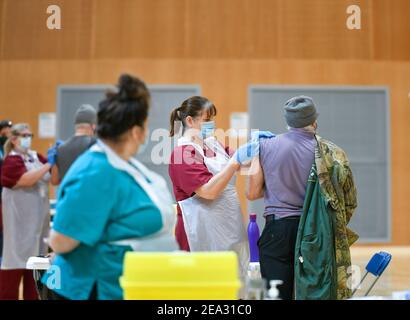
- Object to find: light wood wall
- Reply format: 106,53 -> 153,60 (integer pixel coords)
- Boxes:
1,0 -> 410,60
0,0 -> 409,245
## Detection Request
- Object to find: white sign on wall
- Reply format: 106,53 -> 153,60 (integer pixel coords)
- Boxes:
38,112 -> 56,138
229,112 -> 248,137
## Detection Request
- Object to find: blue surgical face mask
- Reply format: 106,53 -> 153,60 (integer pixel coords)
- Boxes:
200,121 -> 215,139
20,137 -> 32,150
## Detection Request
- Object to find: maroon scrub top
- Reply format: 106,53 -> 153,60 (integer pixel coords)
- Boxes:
168,143 -> 233,251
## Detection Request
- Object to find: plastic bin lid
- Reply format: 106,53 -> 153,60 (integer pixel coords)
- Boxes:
122,251 -> 240,284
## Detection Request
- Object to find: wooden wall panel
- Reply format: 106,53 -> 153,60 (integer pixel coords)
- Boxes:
91,0 -> 377,60
93,0 -> 187,59
1,0 -> 409,60
183,0 -> 281,59
1,0 -> 92,59
93,0 -> 281,59
276,0 -> 373,59
372,0 -> 410,60
0,59 -> 409,245
0,0 -> 4,59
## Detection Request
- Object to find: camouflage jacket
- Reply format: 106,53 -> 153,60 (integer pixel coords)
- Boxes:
315,135 -> 359,300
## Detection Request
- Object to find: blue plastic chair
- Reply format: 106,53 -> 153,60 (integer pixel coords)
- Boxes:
352,251 -> 392,296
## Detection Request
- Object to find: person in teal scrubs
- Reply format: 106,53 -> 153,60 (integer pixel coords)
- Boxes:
42,74 -> 177,300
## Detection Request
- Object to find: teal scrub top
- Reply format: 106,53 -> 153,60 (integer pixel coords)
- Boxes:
41,150 -> 163,300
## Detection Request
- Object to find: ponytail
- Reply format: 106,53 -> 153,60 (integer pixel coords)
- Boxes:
3,138 -> 13,156
169,107 -> 181,137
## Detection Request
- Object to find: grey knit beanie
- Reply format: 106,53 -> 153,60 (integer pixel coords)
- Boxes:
284,95 -> 318,128
74,104 -> 97,125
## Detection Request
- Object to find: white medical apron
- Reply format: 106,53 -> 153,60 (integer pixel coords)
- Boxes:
1,150 -> 50,269
90,141 -> 178,252
177,136 -> 249,280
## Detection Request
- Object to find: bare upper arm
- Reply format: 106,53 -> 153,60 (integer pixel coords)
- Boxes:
246,156 -> 265,200
50,165 -> 61,186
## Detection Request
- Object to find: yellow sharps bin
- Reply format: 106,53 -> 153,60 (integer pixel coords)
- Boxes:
120,251 -> 241,300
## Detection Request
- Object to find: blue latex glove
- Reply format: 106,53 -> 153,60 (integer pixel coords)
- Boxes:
251,130 -> 275,142
56,139 -> 64,147
47,145 -> 58,166
234,141 -> 259,164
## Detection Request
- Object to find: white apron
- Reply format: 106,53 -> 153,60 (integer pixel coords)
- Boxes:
90,141 -> 178,252
1,150 -> 50,269
177,136 -> 249,280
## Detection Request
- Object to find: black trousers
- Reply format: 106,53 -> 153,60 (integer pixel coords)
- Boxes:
258,216 -> 300,300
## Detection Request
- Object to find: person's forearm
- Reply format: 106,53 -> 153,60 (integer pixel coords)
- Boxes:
49,230 -> 80,254
196,159 -> 240,200
16,163 -> 51,188
247,178 -> 264,200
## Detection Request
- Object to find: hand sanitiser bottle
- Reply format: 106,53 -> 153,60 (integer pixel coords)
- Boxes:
248,213 -> 260,262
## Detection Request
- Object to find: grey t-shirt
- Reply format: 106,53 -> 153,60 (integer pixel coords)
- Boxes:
56,135 -> 96,181
259,128 -> 316,218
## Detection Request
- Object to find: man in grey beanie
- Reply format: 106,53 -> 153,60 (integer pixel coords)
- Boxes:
50,104 -> 97,185
246,96 -> 319,299
246,95 -> 357,300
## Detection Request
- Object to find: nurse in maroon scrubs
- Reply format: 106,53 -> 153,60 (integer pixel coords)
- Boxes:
168,96 -> 260,281
0,123 -> 51,300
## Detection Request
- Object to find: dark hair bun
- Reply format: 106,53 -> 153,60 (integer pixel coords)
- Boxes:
118,73 -> 149,101
97,73 -> 150,141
